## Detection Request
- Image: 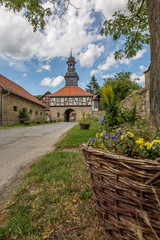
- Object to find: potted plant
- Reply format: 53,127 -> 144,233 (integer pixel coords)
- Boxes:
19,108 -> 30,123
82,117 -> 160,239
79,112 -> 90,129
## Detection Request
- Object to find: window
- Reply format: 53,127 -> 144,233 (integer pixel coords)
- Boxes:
40,112 -> 42,116
56,97 -> 61,103
30,110 -> 32,115
79,97 -> 83,103
36,111 -> 38,115
13,106 -> 18,112
43,97 -> 45,100
57,112 -> 60,117
69,97 -> 73,103
94,101 -> 98,108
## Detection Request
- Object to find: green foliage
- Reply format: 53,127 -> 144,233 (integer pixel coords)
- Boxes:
105,104 -> 122,127
104,72 -> 141,103
85,75 -> 100,95
101,0 -> 149,59
19,108 -> 30,121
102,85 -> 114,106
79,112 -> 90,124
121,106 -> 140,126
0,0 -> 72,32
0,0 -> 52,31
34,95 -> 42,99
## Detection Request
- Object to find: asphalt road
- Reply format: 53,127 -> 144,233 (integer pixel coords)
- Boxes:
0,122 -> 76,196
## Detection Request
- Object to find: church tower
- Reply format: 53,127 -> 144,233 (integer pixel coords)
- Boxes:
64,51 -> 79,86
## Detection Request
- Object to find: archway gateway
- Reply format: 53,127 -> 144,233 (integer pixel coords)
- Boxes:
64,109 -> 76,122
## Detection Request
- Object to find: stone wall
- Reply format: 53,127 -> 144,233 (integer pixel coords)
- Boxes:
0,91 -> 45,125
120,67 -> 151,119
50,106 -> 92,121
121,88 -> 150,118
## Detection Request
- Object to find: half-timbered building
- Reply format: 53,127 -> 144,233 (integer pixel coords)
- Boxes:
49,52 -> 100,121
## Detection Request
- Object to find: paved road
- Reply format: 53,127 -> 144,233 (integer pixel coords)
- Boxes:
0,122 -> 76,193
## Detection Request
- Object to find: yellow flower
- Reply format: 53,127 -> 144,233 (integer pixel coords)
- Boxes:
140,145 -> 143,149
100,133 -> 103,137
153,139 -> 160,144
121,135 -> 124,140
127,132 -> 134,137
100,143 -> 104,149
136,139 -> 143,144
12,202 -> 15,205
145,142 -> 152,149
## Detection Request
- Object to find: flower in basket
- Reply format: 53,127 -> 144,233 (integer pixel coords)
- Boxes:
89,117 -> 160,160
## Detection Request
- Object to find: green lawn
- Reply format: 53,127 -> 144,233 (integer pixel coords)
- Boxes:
57,122 -> 98,149
0,121 -> 104,240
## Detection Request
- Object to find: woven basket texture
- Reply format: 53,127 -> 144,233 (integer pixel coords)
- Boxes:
82,144 -> 160,240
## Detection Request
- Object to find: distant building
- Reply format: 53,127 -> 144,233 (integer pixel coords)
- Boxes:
48,52 -> 101,121
39,91 -> 51,118
0,75 -> 45,125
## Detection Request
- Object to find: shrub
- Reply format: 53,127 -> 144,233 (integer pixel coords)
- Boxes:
19,108 -> 30,121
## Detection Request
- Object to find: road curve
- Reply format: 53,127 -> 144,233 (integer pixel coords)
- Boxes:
0,122 -> 76,194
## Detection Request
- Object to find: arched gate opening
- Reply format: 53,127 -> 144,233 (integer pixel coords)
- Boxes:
64,109 -> 76,122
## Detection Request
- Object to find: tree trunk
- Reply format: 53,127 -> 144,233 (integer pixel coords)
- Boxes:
146,0 -> 160,127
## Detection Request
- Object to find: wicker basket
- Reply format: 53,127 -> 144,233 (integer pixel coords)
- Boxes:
82,144 -> 160,240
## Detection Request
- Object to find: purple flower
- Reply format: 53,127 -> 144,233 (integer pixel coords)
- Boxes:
104,134 -> 108,138
90,137 -> 95,143
118,131 -> 123,138
111,136 -> 117,142
98,117 -> 104,123
104,121 -> 107,126
108,143 -> 111,147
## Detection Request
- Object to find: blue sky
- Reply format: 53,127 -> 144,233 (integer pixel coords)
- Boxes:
0,0 -> 150,96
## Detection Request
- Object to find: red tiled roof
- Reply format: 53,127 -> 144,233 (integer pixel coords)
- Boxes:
0,74 -> 45,107
50,86 -> 93,97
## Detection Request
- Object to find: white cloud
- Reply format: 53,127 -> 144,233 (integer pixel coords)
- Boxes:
36,69 -> 42,73
131,73 -> 145,85
40,76 -> 64,88
102,73 -> 115,79
22,73 -> 27,77
132,49 -> 147,60
0,0 -> 99,62
98,51 -> 118,71
41,64 -> 51,71
90,69 -> 100,76
95,48 -> 147,74
92,0 -> 128,19
139,65 -> 146,73
79,44 -> 104,67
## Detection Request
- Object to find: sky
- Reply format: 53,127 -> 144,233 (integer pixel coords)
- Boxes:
0,0 -> 150,96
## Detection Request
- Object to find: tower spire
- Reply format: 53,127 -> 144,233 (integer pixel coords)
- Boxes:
64,51 -> 79,86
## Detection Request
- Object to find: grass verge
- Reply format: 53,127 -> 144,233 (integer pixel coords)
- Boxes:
57,122 -> 98,149
0,122 -> 104,240
0,122 -> 54,129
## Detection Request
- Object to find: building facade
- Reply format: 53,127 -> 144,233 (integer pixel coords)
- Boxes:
0,75 -> 45,125
49,52 -> 100,121
39,91 -> 51,118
